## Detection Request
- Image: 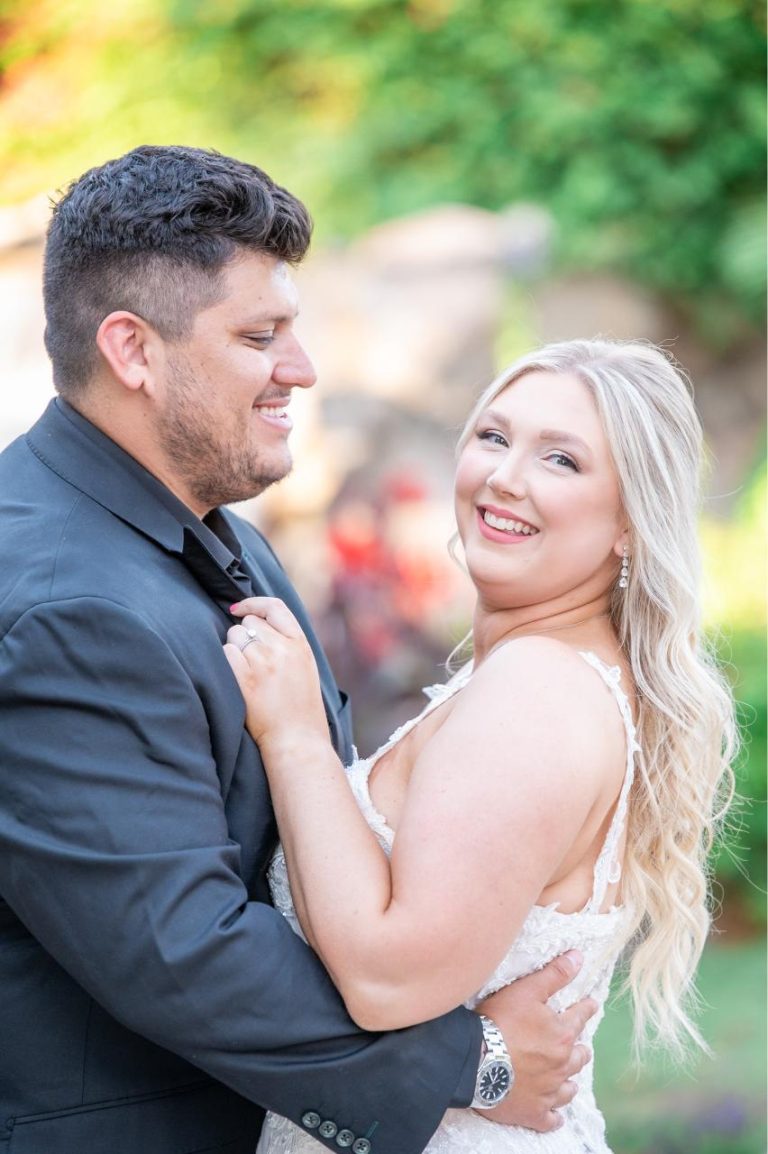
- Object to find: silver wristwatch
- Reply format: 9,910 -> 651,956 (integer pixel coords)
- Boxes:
471,1014 -> 515,1110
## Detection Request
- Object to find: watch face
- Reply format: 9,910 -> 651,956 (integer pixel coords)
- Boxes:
479,1062 -> 512,1104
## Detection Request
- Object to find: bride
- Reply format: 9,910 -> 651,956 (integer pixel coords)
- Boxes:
225,339 -> 736,1152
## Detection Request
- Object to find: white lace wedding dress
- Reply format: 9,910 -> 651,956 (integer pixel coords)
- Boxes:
258,651 -> 639,1153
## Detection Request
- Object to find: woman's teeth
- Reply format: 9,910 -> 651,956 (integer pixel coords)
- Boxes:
483,510 -> 538,535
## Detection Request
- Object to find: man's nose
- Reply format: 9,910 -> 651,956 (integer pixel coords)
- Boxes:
273,336 -> 317,390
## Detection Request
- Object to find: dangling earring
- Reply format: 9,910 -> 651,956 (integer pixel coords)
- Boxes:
618,545 -> 629,590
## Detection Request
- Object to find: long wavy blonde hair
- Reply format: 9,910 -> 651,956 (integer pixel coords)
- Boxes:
456,338 -> 737,1059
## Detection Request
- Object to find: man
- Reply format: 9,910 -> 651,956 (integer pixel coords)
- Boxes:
0,146 -> 592,1154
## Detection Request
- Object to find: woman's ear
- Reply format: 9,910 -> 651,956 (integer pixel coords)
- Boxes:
613,528 -> 630,558
96,311 -> 160,394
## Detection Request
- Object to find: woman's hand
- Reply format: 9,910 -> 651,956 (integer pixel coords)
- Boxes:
224,597 -> 328,748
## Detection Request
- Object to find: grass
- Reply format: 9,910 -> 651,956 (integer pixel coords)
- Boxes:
594,939 -> 766,1153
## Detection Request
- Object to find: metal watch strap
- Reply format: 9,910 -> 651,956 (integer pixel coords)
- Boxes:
478,1014 -> 509,1064
471,1014 -> 514,1110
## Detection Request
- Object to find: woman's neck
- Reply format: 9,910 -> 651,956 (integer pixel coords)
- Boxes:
471,594 -> 614,665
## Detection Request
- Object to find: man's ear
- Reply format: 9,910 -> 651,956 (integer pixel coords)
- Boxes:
96,311 -> 162,395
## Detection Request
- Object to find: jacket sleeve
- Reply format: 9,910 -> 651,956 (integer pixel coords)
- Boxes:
0,597 -> 481,1154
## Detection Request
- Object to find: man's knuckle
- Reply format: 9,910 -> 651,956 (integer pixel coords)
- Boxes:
561,1024 -> 578,1048
557,1082 -> 576,1106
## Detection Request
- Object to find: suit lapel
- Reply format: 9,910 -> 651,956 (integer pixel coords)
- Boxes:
29,400 -> 351,761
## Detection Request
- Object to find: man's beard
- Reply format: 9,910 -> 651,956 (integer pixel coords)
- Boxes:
157,363 -> 292,511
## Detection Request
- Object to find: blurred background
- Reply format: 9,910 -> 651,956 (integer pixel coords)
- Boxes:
0,1 -> 765,1149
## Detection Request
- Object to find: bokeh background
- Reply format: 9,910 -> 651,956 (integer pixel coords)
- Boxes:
0,2 -> 765,1150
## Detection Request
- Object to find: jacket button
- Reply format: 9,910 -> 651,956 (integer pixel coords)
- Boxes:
352,1141 -> 372,1154
336,1131 -> 355,1148
319,1120 -> 339,1138
301,1112 -> 321,1129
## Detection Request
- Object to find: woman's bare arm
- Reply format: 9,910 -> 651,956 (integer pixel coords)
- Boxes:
226,598 -> 618,1030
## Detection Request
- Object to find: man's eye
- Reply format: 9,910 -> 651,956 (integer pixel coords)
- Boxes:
245,333 -> 275,347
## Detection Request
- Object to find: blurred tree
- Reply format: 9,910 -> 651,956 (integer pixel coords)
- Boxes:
0,0 -> 764,341
702,465 -> 767,926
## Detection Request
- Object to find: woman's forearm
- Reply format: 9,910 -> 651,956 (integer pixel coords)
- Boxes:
260,730 -> 399,1004
223,600 -> 421,1017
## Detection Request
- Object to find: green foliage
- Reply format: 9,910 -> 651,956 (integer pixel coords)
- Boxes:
701,463 -> 767,632
0,0 -> 764,340
169,0 -> 767,336
712,627 -> 767,923
595,941 -> 766,1152
699,465 -> 767,923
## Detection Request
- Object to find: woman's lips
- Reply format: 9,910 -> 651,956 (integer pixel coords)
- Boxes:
476,506 -> 539,542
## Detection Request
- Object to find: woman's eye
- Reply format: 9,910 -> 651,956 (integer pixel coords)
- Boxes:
477,429 -> 508,447
546,451 -> 579,471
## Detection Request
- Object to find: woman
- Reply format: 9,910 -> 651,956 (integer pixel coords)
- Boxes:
225,339 -> 736,1152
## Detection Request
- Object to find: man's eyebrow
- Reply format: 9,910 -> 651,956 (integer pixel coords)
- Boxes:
238,312 -> 297,326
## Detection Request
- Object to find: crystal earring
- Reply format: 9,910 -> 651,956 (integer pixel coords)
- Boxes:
618,545 -> 629,590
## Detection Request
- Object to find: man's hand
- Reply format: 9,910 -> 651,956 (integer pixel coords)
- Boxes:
474,951 -> 596,1132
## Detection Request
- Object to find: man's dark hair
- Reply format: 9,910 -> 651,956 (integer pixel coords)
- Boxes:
43,145 -> 313,396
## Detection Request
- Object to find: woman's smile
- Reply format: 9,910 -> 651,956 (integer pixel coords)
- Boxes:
477,505 -> 540,542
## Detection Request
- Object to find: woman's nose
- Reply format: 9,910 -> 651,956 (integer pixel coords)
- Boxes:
487,458 -> 527,499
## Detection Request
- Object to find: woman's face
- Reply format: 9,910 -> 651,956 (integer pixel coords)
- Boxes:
454,370 -> 626,609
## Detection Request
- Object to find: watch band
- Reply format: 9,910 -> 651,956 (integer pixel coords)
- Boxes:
471,1014 -> 514,1110
478,1014 -> 510,1064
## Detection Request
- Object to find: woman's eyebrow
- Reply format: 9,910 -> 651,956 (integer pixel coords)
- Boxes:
481,411 -> 593,459
538,429 -> 593,458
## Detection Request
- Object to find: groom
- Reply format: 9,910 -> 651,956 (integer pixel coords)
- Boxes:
0,146 -> 593,1154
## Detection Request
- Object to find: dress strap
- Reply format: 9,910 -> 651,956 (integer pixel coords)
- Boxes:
577,651 -> 640,913
422,661 -> 472,703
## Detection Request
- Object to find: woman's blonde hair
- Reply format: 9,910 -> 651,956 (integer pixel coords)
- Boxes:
457,338 -> 737,1059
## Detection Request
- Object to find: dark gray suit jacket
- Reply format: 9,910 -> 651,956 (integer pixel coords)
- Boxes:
0,399 -> 480,1154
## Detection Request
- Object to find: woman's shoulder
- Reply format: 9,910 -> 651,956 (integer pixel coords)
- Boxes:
425,636 -> 626,805
461,635 -> 627,736
475,633 -> 604,684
